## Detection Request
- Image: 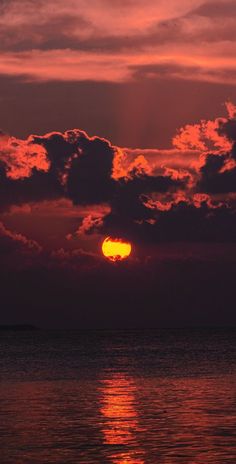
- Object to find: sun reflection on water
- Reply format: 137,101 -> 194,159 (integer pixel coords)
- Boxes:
100,373 -> 145,464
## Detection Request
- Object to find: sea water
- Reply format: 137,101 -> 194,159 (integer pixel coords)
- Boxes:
0,328 -> 235,463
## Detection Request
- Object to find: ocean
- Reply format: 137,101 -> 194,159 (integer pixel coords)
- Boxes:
0,328 -> 235,463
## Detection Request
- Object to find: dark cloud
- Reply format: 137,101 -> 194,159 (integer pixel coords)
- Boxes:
0,221 -> 41,254
65,133 -> 115,204
196,114 -> 236,194
0,130 -> 116,209
131,63 -> 236,86
0,221 -> 41,270
191,0 -> 236,18
197,152 -> 236,194
0,164 -> 63,211
33,130 -> 115,205
169,104 -> 236,195
90,174 -> 182,240
98,200 -> 236,243
0,128 -> 181,213
153,201 -> 236,242
218,120 -> 236,143
1,104 -> 236,266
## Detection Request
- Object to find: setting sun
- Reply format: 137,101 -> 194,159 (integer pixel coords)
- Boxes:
102,237 -> 132,262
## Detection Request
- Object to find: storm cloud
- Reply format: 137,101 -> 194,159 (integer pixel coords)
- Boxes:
0,101 -> 236,265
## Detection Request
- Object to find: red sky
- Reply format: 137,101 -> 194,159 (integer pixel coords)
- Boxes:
1,0 -> 236,85
1,0 -> 236,147
0,0 -> 236,327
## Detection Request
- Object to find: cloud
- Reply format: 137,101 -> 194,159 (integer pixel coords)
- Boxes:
0,132 -> 49,179
0,1 -> 204,45
0,221 -> 41,252
183,102 -> 236,194
121,148 -> 201,175
32,129 -> 116,204
94,193 -> 236,243
0,49 -> 131,83
71,101 -> 236,242
197,153 -> 236,193
0,166 -> 64,212
172,115 -> 232,152
74,214 -> 107,236
0,127 -> 180,213
1,44 -> 236,86
0,95 -> 236,328
150,200 -> 236,242
192,0 -> 236,18
50,247 -> 100,271
0,1 -> 236,85
0,129 -> 116,209
0,220 -> 42,269
1,101 -> 236,256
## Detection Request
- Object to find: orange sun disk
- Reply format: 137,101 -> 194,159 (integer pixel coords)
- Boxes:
102,237 -> 132,262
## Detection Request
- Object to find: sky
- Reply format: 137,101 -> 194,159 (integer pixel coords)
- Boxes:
0,0 -> 236,328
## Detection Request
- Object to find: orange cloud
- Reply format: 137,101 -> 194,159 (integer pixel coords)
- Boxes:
0,1 -> 205,42
72,207 -> 111,237
225,101 -> 236,119
0,133 -> 50,179
1,46 -> 236,85
1,0 -> 236,87
173,113 -> 232,153
112,149 -> 152,180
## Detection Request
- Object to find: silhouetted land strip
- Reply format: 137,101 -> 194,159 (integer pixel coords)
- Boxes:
0,325 -> 39,331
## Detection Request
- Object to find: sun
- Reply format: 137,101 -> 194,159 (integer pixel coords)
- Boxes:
102,237 -> 132,262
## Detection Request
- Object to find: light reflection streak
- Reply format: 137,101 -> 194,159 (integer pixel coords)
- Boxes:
100,373 -> 145,464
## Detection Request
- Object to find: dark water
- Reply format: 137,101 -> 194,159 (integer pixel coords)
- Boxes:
0,329 -> 235,464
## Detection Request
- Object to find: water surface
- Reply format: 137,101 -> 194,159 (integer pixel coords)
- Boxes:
0,329 -> 235,463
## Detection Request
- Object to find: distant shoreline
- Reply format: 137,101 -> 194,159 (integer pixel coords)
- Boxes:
0,325 -> 39,331
0,325 -> 235,331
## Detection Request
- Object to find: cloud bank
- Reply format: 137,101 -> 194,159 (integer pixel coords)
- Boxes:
0,102 -> 236,262
0,0 -> 236,85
